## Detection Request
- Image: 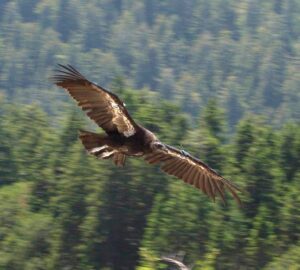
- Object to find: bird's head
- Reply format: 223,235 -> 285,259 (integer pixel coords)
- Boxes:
151,141 -> 167,151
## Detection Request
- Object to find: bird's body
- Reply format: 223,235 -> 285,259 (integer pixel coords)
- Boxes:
120,124 -> 159,156
52,64 -> 242,205
80,123 -> 158,163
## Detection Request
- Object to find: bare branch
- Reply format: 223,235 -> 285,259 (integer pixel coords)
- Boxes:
160,256 -> 190,270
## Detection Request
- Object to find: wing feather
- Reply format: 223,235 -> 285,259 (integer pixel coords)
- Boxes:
183,166 -> 194,183
148,154 -> 165,164
52,64 -> 137,137
204,173 -> 214,199
178,163 -> 189,178
144,144 -> 241,204
215,182 -> 226,204
168,160 -> 184,175
189,167 -> 198,185
193,169 -> 201,188
169,161 -> 185,177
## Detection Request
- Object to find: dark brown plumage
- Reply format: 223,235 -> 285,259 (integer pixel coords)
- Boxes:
52,64 -> 241,205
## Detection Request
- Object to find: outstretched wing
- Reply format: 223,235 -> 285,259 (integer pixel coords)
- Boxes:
51,64 -> 137,137
145,144 -> 241,205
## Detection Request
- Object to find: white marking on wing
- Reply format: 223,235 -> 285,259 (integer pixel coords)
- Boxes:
124,129 -> 135,137
90,146 -> 107,154
110,99 -> 136,137
101,150 -> 116,158
111,102 -> 119,109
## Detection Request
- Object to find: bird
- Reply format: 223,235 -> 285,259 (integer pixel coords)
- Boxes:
51,64 -> 241,205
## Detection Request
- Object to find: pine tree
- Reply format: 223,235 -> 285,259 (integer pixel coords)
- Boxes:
0,116 -> 18,185
279,124 -> 300,181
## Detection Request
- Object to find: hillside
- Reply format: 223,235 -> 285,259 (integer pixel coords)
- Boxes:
0,1 -> 300,269
0,0 -> 299,126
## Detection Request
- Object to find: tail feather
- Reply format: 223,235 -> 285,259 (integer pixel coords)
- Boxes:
79,130 -> 126,166
79,130 -> 107,151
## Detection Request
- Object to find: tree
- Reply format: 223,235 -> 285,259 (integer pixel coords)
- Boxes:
234,118 -> 256,167
202,99 -> 226,143
0,109 -> 18,185
56,0 -> 80,42
0,183 -> 53,270
279,124 -> 300,181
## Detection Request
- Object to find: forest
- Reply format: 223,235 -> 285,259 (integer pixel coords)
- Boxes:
0,0 -> 299,269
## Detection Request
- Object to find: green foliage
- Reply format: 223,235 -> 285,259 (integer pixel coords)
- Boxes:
0,93 -> 299,269
264,244 -> 300,270
0,1 -> 300,269
0,182 -> 54,270
0,0 -> 299,125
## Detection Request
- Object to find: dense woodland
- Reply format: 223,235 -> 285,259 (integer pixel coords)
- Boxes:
0,0 -> 300,269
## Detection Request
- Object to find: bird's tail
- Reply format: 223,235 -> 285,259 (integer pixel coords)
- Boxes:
79,130 -> 126,167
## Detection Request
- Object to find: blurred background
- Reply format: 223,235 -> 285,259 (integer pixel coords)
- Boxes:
0,0 -> 300,269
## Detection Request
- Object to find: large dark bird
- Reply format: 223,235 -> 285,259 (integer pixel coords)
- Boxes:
52,64 -> 241,204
